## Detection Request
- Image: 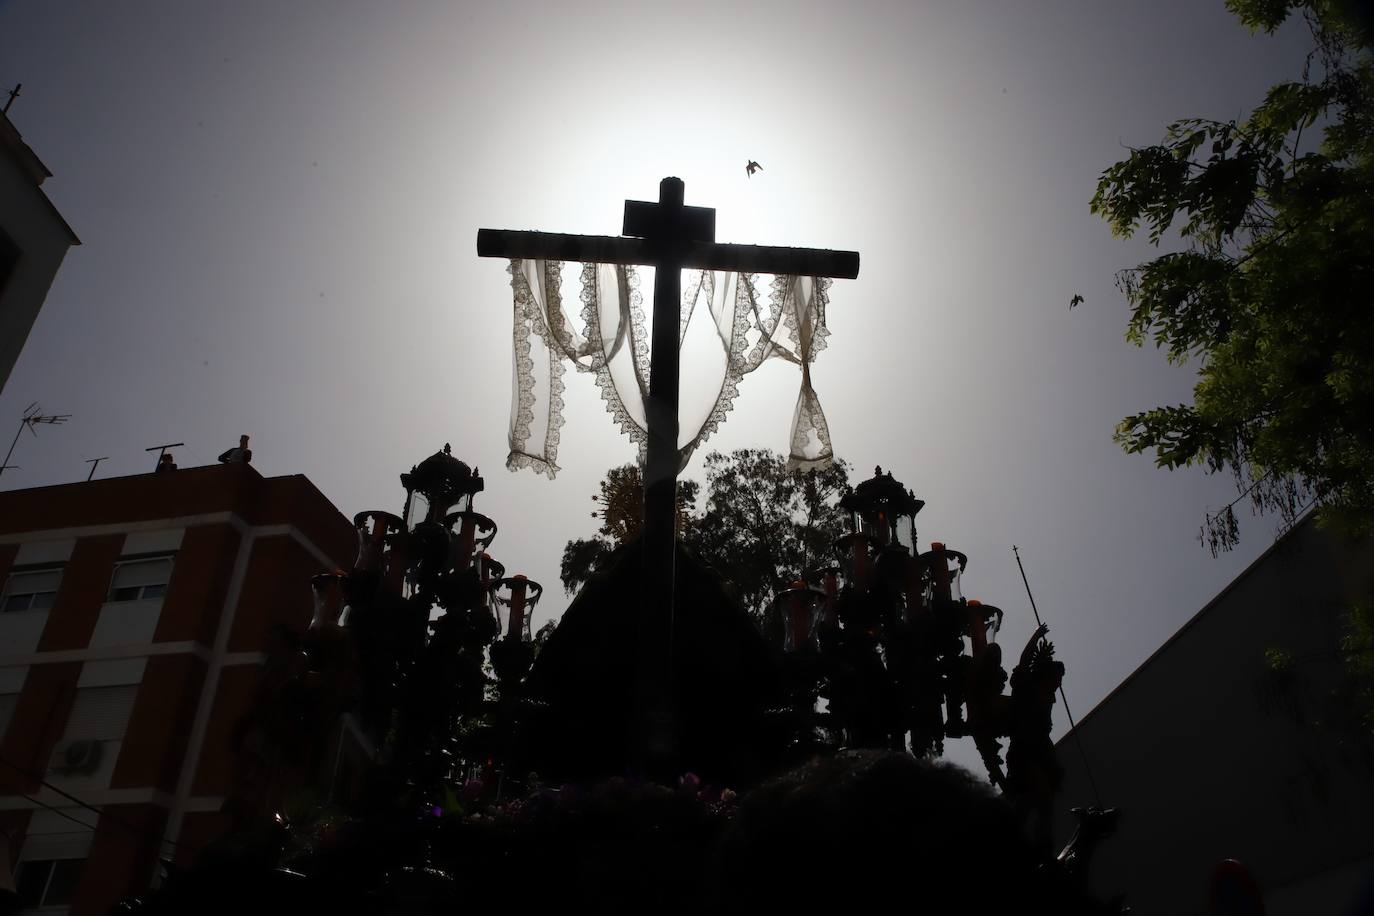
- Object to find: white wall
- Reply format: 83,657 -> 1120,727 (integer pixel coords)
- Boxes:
88,599 -> 162,648
1054,518 -> 1374,916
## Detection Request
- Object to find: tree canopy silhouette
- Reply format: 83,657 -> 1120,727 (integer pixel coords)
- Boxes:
560,464 -> 700,596
560,449 -> 850,615
1090,0 -> 1374,554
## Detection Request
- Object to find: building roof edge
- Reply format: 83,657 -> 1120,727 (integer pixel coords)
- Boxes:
1056,511 -> 1320,745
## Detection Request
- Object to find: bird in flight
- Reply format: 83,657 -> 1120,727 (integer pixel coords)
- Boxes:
746,160 -> 762,177
1069,293 -> 1084,309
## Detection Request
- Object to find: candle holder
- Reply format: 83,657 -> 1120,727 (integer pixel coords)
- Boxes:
763,464 -> 1061,788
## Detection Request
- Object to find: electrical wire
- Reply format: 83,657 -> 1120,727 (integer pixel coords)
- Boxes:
10,790 -> 99,833
1011,545 -> 1106,811
0,753 -> 199,853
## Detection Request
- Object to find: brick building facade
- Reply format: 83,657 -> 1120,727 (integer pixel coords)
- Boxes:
0,462 -> 354,914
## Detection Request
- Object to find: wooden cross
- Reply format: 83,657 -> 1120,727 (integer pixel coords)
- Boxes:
478,177 -> 859,775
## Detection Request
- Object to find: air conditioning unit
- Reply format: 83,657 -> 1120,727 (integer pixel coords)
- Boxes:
50,739 -> 104,775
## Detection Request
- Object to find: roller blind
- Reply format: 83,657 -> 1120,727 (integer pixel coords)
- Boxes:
110,558 -> 172,590
20,830 -> 93,861
1,569 -> 61,611
62,685 -> 138,741
21,810 -> 95,860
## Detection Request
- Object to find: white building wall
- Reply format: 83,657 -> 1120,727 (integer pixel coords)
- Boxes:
14,540 -> 76,565
0,609 -> 48,654
87,599 -> 163,648
1054,517 -> 1374,916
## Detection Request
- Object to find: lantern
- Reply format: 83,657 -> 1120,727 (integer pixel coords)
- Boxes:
490,574 -> 543,641
922,541 -> 968,606
965,600 -> 1004,654
833,531 -> 876,591
352,510 -> 407,592
475,552 -> 506,620
902,552 -> 931,623
767,580 -> 828,652
308,572 -> 346,630
806,564 -> 843,628
400,445 -> 484,531
840,466 -> 925,552
445,510 -> 497,573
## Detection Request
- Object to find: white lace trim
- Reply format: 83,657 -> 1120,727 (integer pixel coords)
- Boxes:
506,260 -> 546,476
677,271 -> 754,465
504,260 -> 838,478
582,263 -> 649,460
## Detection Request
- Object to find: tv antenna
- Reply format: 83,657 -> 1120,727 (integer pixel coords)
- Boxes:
0,403 -> 71,479
145,441 -> 184,471
85,456 -> 111,481
3,84 -> 20,115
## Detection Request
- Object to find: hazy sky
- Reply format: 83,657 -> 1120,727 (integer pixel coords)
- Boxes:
0,1 -> 1313,773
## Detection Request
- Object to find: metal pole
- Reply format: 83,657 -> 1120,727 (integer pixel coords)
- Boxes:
85,457 -> 109,481
0,420 -> 24,479
1012,545 -> 1104,809
2,410 -> 70,480
637,177 -> 685,778
145,442 -> 184,471
1012,545 -> 1046,630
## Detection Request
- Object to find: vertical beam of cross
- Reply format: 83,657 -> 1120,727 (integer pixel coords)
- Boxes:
623,178 -> 714,772
478,178 -> 858,778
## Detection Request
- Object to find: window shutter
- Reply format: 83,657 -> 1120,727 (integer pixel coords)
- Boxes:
21,810 -> 95,860
62,685 -> 138,741
111,558 -> 172,590
2,569 -> 61,597
19,831 -> 94,861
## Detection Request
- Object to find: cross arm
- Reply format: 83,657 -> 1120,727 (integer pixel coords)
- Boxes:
477,229 -> 859,279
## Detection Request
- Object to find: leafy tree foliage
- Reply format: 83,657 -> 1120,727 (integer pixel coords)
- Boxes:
692,449 -> 851,615
559,464 -> 699,596
560,449 -> 851,615
1340,599 -> 1374,731
1090,0 -> 1373,553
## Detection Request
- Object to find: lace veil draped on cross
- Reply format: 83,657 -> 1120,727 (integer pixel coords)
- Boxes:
505,258 -> 834,478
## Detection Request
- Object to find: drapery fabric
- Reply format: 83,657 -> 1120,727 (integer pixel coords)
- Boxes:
506,258 -> 833,478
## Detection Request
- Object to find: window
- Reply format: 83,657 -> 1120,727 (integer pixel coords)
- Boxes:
107,557 -> 172,602
1,567 -> 61,612
15,858 -> 85,909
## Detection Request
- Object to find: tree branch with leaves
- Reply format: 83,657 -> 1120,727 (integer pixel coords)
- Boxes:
1090,0 -> 1374,554
559,449 -> 851,617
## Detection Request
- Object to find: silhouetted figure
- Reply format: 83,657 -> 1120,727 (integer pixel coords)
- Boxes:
1007,622 -> 1066,850
218,434 -> 253,465
745,159 -> 762,177
155,453 -> 178,473
967,640 -> 1011,787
